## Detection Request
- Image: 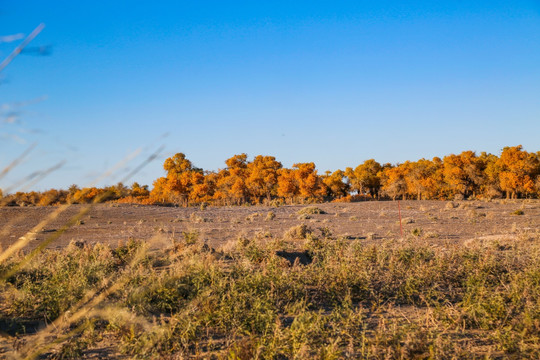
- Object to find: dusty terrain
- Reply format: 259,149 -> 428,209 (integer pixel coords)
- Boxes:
1,199 -> 540,359
1,199 -> 538,251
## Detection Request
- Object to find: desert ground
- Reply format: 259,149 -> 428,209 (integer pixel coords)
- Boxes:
1,199 -> 539,251
1,199 -> 540,359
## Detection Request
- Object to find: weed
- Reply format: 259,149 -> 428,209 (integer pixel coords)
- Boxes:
319,226 -> 332,238
182,230 -> 199,245
189,213 -> 206,223
399,217 -> 415,224
284,224 -> 312,240
297,206 -> 326,215
246,213 -> 262,222
2,222 -> 540,359
265,211 -> 276,221
445,201 -> 457,210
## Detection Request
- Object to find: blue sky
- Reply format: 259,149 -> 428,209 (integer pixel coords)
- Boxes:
1,1 -> 539,191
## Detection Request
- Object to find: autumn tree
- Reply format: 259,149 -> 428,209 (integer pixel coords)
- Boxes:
291,162 -> 326,201
405,158 -> 444,200
322,169 -> 349,199
277,168 -> 299,202
37,189 -> 68,206
72,187 -> 107,203
214,154 -> 249,204
114,182 -> 151,204
150,152 -> 203,205
443,151 -> 485,199
105,182 -> 130,200
497,145 -> 539,199
346,159 -> 382,198
479,152 -> 502,198
163,153 -> 199,175
149,177 -> 169,203
246,155 -> 282,202
131,182 -> 150,198
381,163 -> 408,200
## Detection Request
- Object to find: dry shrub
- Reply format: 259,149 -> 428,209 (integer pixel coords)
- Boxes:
2,231 -> 540,359
399,217 -> 415,224
246,213 -> 262,222
297,206 -> 326,215
445,201 -> 457,210
284,224 -> 312,240
189,213 -> 206,223
265,211 -> 276,221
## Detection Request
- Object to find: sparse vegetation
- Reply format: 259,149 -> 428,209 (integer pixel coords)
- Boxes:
182,229 -> 199,245
245,212 -> 262,222
297,206 -> 326,215
265,211 -> 276,221
411,227 -> 423,237
1,230 -> 539,358
284,224 -> 312,240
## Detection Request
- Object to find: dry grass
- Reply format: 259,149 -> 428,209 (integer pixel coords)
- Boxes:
0,227 -> 539,359
296,206 -> 326,215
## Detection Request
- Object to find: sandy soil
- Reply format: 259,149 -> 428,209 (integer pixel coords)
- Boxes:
1,200 -> 539,251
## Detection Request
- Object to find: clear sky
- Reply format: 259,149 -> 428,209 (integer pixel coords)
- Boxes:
1,1 -> 539,191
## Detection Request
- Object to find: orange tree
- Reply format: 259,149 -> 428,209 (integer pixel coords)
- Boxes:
130,182 -> 150,199
277,168 -> 299,202
479,152 -> 502,198
497,145 -> 539,199
292,162 -> 326,202
405,158 -> 444,200
214,154 -> 249,204
381,163 -> 409,200
246,155 -> 282,202
345,159 -> 382,198
150,153 -> 203,205
322,170 -> 349,199
442,151 -> 485,199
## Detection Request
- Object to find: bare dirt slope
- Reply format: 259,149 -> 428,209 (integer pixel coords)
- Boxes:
1,200 -> 539,251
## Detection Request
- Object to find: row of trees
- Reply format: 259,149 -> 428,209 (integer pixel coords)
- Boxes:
1,145 -> 539,206
0,183 -> 149,207
148,146 -> 540,205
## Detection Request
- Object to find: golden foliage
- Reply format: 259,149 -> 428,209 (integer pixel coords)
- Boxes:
3,146 -> 540,206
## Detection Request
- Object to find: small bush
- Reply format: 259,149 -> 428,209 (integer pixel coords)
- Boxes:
411,227 -> 423,237
297,206 -> 326,215
265,211 -> 276,221
445,201 -> 457,210
246,213 -> 262,222
182,230 -> 199,245
189,213 -> 206,223
285,224 -> 312,240
319,226 -> 332,238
